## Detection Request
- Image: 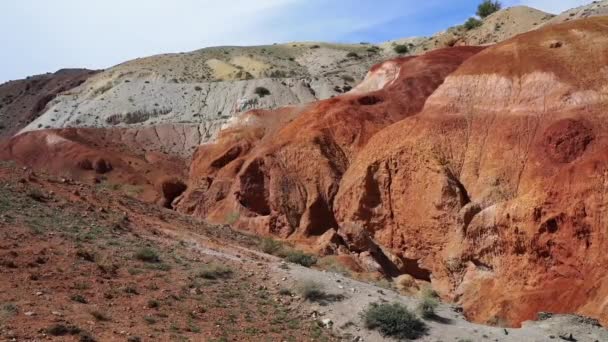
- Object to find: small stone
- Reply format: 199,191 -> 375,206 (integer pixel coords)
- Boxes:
35,291 -> 43,296
24,311 -> 36,316
321,318 -> 333,328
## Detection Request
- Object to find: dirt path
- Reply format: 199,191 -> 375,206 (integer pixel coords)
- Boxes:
264,262 -> 608,342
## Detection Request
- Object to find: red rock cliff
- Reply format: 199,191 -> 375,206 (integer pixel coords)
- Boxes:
336,17 -> 608,326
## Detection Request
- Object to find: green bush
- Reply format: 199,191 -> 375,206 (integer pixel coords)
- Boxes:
46,324 -> 81,336
147,299 -> 160,309
259,237 -> 283,255
464,17 -> 483,30
278,288 -> 292,296
477,0 -> 502,18
70,294 -> 87,304
1,303 -> 18,317
284,250 -> 317,267
417,296 -> 439,319
393,44 -> 409,54
298,281 -> 326,301
346,52 -> 359,58
254,87 -> 271,98
198,263 -> 233,279
27,188 -> 46,202
134,247 -> 160,263
363,303 -> 427,340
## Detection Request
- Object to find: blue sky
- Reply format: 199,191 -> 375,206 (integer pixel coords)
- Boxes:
0,0 -> 591,83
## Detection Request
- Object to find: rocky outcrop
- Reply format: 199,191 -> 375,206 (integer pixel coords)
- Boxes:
175,16 -> 608,327
335,17 -> 608,326
176,45 -> 483,247
0,69 -> 97,138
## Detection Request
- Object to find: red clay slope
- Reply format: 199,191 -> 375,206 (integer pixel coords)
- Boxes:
177,16 -> 608,327
336,16 -> 608,326
175,46 -> 483,243
0,127 -> 188,207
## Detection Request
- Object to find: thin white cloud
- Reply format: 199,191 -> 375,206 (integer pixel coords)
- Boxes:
511,0 -> 591,13
1,0 -> 430,82
0,0 -> 302,81
0,0 -> 594,82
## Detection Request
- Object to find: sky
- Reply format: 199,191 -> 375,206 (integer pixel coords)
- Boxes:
0,0 -> 591,83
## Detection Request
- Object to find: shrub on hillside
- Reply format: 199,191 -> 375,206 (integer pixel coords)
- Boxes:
134,247 -> 160,263
46,324 -> 81,336
464,17 -> 483,30
259,237 -> 283,255
417,296 -> 439,319
254,86 -> 271,98
477,0 -> 502,18
298,281 -> 326,301
284,250 -> 317,267
363,302 -> 427,340
393,44 -> 409,54
198,263 -> 233,279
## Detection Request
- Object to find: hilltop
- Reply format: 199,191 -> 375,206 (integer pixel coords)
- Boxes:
3,1 -> 604,154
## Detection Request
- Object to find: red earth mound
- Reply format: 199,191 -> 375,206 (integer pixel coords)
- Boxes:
0,127 -> 188,206
0,69 -> 97,139
336,16 -> 608,326
176,46 -> 483,241
176,16 -> 608,326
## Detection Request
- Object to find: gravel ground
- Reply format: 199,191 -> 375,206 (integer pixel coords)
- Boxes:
269,261 -> 608,342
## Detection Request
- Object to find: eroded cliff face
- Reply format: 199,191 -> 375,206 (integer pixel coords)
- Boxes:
175,47 -> 483,238
176,17 -> 608,326
336,17 -> 608,326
